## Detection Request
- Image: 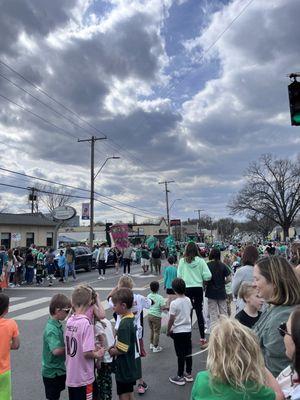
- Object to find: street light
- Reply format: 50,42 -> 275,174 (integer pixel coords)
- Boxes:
170,198 -> 182,212
94,156 -> 120,180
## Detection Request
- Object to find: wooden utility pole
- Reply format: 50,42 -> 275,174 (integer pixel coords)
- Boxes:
159,180 -> 174,235
78,136 -> 107,249
195,209 -> 205,239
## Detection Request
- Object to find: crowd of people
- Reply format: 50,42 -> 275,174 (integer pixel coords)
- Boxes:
0,239 -> 300,400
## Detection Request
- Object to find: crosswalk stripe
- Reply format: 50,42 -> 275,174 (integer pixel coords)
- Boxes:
14,299 -> 110,321
9,297 -> 26,303
9,298 -> 51,313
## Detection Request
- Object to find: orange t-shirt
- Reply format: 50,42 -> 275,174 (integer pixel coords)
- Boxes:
0,318 -> 19,374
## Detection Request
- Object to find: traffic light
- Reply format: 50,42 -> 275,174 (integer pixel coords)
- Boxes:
288,78 -> 300,126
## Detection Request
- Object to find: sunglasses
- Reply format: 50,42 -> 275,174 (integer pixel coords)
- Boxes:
61,308 -> 71,313
278,322 -> 292,337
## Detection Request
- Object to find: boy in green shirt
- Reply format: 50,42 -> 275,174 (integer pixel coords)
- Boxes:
109,288 -> 138,400
42,294 -> 71,400
147,281 -> 166,353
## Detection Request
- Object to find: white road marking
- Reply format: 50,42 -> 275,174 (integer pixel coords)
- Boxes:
9,298 -> 51,313
10,286 -> 148,291
9,297 -> 26,302
14,300 -> 110,321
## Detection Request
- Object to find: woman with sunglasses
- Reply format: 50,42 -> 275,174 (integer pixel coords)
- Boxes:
253,256 -> 300,377
277,307 -> 300,399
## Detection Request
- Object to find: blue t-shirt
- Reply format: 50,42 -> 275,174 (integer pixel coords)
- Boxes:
164,265 -> 177,289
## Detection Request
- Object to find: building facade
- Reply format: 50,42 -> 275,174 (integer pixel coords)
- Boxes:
0,213 -> 57,248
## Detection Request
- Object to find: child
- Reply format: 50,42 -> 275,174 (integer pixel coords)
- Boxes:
95,317 -> 115,400
191,317 -> 283,400
235,283 -> 263,328
0,293 -> 20,400
108,275 -> 151,395
42,294 -> 71,400
167,278 -> 193,386
65,286 -> 104,400
57,250 -> 66,282
147,281 -> 166,352
163,256 -> 177,307
108,288 -> 139,400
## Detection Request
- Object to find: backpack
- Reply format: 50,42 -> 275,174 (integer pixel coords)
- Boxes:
152,247 -> 161,258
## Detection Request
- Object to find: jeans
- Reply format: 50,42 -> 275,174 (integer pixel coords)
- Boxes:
171,332 -> 192,377
123,258 -> 131,274
185,286 -> 205,339
25,266 -> 34,283
65,262 -> 76,280
98,260 -> 106,276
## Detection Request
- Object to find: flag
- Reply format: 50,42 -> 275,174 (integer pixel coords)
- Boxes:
82,203 -> 90,220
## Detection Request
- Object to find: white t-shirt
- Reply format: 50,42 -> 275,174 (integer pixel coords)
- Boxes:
95,319 -> 115,363
169,296 -> 192,334
277,365 -> 300,400
109,293 -> 152,339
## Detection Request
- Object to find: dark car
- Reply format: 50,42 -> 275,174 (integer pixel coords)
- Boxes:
55,246 -> 93,273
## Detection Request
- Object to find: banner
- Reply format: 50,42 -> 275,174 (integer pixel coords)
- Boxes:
81,203 -> 90,220
110,224 -> 129,250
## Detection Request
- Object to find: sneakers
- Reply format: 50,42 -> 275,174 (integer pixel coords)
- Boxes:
200,338 -> 208,349
184,373 -> 194,382
98,276 -> 102,280
153,346 -> 163,353
137,381 -> 148,395
149,343 -> 154,350
169,376 -> 185,386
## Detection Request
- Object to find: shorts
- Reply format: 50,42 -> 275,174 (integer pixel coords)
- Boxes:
141,258 -> 150,267
116,381 -> 136,396
43,374 -> 66,400
68,383 -> 93,400
0,370 -> 11,400
152,258 -> 161,268
166,288 -> 175,295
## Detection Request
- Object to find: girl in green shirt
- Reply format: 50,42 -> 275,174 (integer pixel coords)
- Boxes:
191,317 -> 284,400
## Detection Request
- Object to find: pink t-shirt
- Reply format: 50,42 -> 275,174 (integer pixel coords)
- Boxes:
65,314 -> 95,387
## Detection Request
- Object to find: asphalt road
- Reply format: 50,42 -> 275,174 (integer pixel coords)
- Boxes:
6,263 -> 207,400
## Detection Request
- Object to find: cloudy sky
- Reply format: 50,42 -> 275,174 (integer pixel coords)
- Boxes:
0,0 -> 299,224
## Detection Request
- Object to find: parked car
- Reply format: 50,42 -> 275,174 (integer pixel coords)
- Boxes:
55,246 -> 93,273
197,242 -> 209,258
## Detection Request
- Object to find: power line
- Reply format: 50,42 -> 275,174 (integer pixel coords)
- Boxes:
0,181 -> 158,219
0,166 -> 162,216
165,0 -> 255,98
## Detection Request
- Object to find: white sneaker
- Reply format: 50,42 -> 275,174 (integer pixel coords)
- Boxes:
98,276 -> 102,280
153,346 -> 163,353
149,344 -> 154,350
102,276 -> 106,280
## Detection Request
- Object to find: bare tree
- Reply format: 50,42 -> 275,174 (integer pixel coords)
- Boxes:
35,184 -> 74,213
229,154 -> 300,240
216,218 -> 236,240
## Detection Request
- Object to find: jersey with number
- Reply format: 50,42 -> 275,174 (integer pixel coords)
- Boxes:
65,314 -> 95,387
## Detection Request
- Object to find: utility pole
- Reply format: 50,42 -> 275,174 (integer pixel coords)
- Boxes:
78,136 -> 107,249
195,209 -> 204,240
159,180 -> 174,235
28,187 -> 38,214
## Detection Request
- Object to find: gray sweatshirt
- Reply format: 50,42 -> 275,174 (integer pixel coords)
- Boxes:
253,304 -> 297,377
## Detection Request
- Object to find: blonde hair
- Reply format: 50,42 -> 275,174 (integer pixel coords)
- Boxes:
256,256 -> 300,305
72,285 -> 92,308
207,317 -> 266,391
118,275 -> 134,289
238,282 -> 257,302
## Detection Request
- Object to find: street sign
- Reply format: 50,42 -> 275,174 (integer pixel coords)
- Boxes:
170,219 -> 181,226
52,206 -> 76,221
81,203 -> 90,220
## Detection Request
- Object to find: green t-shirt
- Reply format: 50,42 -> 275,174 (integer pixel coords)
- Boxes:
147,293 -> 165,318
191,371 -> 275,400
115,315 -> 139,383
42,318 -> 66,378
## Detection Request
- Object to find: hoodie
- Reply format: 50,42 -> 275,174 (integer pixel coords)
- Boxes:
177,256 -> 212,288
